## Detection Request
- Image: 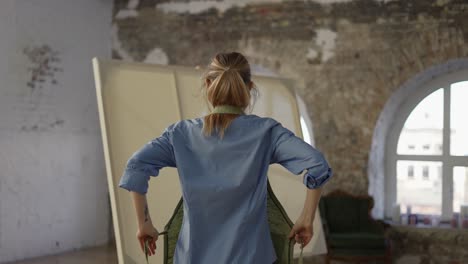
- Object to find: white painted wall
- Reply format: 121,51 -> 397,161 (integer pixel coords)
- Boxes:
0,0 -> 113,262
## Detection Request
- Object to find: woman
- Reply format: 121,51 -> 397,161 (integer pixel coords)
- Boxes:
119,51 -> 333,264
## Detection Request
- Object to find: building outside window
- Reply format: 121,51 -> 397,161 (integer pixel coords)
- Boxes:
388,78 -> 468,225
422,166 -> 429,179
408,165 -> 414,178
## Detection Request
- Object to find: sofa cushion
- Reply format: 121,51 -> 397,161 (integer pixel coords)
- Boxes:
323,196 -> 361,233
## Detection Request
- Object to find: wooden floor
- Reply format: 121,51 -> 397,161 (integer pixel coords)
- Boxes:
8,243 -> 323,264
9,244 -> 118,264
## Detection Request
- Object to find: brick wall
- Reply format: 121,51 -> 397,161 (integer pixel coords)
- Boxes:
111,1 -> 468,262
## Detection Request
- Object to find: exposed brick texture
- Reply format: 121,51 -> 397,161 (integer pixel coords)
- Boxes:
112,1 -> 468,262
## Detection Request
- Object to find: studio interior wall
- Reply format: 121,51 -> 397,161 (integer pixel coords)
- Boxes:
0,0 -> 113,262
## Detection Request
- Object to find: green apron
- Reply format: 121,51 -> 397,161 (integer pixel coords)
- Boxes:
144,179 -> 303,264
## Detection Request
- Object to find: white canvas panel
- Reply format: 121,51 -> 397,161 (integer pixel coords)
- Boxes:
93,58 -> 326,264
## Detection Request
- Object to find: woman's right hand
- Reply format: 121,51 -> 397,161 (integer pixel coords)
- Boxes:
136,221 -> 160,256
288,215 -> 314,248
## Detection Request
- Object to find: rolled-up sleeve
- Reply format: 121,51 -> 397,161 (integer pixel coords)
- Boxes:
269,119 -> 333,189
119,127 -> 177,194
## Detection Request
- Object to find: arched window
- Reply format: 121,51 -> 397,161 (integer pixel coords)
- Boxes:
386,74 -> 468,224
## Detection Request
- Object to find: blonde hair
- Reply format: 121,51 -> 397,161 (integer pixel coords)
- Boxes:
200,51 -> 259,139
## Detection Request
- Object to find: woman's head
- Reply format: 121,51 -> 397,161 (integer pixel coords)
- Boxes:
200,51 -> 259,139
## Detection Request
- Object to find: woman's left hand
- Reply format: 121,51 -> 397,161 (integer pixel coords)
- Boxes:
136,221 -> 160,256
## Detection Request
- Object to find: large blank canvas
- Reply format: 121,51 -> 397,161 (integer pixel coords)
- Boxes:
92,58 -> 326,264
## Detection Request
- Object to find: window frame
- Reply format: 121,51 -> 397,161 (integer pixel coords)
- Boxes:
385,70 -> 468,221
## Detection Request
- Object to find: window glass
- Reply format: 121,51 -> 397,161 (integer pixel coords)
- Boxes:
397,88 -> 443,155
450,81 -> 468,156
453,166 -> 468,214
397,160 -> 442,215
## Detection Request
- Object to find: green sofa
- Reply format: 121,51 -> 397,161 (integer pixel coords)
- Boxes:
319,190 -> 392,264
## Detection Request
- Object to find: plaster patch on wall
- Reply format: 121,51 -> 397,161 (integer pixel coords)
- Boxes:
116,0 -> 140,19
20,119 -> 66,132
153,0 -> 397,14
20,44 -> 65,132
316,29 -> 337,62
115,9 -> 138,19
308,28 -> 337,63
127,0 -> 139,9
143,47 -> 169,65
155,0 -> 284,14
111,24 -> 134,61
435,0 -> 451,6
306,48 -> 319,61
23,44 -> 62,91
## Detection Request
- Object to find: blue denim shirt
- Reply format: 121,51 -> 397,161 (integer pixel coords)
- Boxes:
119,114 -> 333,264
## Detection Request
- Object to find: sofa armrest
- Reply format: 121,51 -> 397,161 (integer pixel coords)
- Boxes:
362,219 -> 391,234
375,219 -> 392,230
